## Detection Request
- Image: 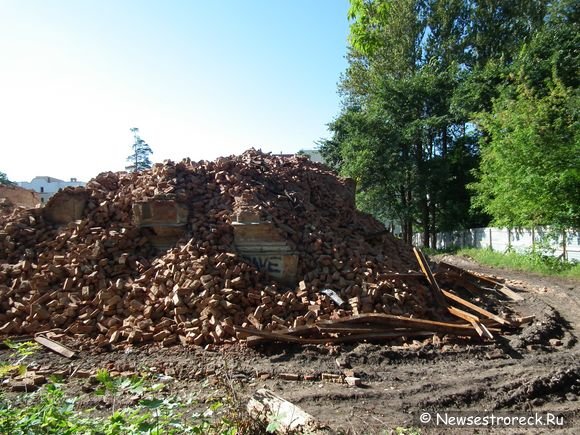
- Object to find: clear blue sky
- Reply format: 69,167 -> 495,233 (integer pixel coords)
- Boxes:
0,0 -> 350,182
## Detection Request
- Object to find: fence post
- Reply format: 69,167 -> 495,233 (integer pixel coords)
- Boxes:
562,229 -> 567,261
489,228 -> 492,250
531,227 -> 535,253
507,228 -> 512,252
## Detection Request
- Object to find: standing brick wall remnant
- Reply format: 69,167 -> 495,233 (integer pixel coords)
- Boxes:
0,185 -> 40,209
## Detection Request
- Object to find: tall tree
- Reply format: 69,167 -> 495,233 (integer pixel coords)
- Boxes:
322,0 -> 552,245
323,0 -> 473,245
471,0 -> 580,228
125,128 -> 153,172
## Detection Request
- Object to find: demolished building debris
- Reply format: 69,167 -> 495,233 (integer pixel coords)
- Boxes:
0,150 -> 523,349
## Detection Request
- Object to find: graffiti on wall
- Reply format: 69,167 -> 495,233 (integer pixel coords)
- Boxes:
238,251 -> 298,285
247,255 -> 282,274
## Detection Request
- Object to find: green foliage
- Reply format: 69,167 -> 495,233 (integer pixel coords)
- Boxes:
95,368 -> 146,413
471,1 -> 580,228
455,248 -> 580,277
126,127 -> 153,172
0,382 -> 82,434
0,377 -> 246,434
0,171 -> 13,186
326,0 -> 573,243
0,340 -> 40,380
3,339 -> 40,360
295,150 -> 311,159
472,81 -> 579,227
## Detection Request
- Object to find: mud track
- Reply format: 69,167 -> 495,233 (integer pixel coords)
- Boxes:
2,255 -> 579,433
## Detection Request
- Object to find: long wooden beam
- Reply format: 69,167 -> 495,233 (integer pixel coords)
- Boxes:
413,247 -> 447,307
447,306 -> 493,339
316,313 -> 482,336
448,305 -> 479,322
439,262 -> 524,301
236,326 -> 439,345
442,289 -> 510,326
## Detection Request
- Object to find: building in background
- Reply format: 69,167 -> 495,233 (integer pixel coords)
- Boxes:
18,176 -> 86,205
298,149 -> 324,164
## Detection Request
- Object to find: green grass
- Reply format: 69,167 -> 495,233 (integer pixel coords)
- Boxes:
454,248 -> 580,278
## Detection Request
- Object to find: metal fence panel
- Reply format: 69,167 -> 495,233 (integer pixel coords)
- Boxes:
413,227 -> 580,262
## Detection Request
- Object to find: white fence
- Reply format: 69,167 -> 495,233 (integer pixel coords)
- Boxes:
413,227 -> 580,262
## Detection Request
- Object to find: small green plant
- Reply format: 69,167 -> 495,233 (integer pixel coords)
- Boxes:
95,368 -> 146,412
0,340 -> 40,379
0,369 -> 254,434
0,381 -> 86,434
4,340 -> 41,360
266,413 -> 283,433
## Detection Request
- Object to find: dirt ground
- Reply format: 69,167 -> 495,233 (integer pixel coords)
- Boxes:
2,254 -> 579,434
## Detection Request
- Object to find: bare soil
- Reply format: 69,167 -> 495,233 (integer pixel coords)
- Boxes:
2,254 -> 579,434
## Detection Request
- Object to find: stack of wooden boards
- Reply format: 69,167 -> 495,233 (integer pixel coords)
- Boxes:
0,150 -> 526,349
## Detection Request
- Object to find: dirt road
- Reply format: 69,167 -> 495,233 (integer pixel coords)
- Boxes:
3,255 -> 579,433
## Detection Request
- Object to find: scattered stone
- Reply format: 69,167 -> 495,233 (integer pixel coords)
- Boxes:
345,376 -> 361,387
10,381 -> 39,392
321,373 -> 343,383
485,349 -> 504,360
279,373 -> 301,381
549,338 -> 563,347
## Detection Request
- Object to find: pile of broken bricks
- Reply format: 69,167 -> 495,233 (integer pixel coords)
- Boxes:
0,149 -> 531,352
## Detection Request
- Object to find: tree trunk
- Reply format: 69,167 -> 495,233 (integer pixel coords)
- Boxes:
421,196 -> 430,248
442,127 -> 448,158
430,199 -> 437,248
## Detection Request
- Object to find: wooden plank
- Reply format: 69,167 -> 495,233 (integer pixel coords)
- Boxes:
513,315 -> 535,326
315,324 -> 388,334
237,326 -> 437,345
244,331 -> 436,346
468,319 -> 493,339
439,262 -> 524,301
413,247 -> 447,307
478,322 -> 494,340
435,271 -> 482,296
34,335 -> 75,358
496,286 -> 525,302
448,306 -> 480,323
441,289 -> 510,326
316,313 -> 479,335
259,324 -> 319,336
447,306 -> 492,339
315,324 -> 448,335
247,388 -> 328,434
469,318 -> 485,337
